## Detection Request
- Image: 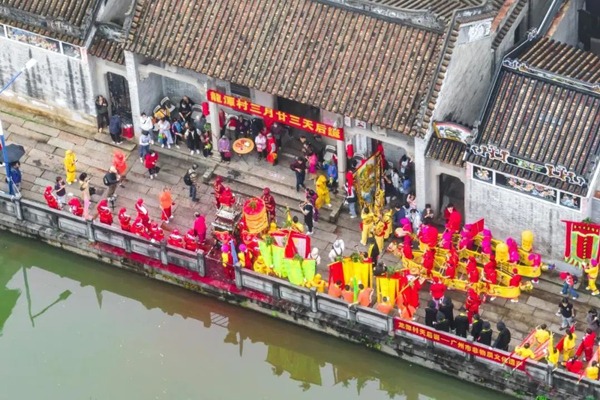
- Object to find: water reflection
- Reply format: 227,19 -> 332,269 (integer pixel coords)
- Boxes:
0,233 -> 510,400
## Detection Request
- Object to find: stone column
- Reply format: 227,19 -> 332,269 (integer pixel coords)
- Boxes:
124,50 -> 142,136
205,80 -> 222,162
337,137 -> 347,188
414,136 -> 428,210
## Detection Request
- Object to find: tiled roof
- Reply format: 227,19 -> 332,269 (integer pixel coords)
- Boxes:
0,0 -> 99,41
519,37 -> 600,84
0,0 -> 97,27
491,0 -> 527,49
88,31 -> 124,65
426,136 -> 467,166
468,68 -> 600,195
127,0 -> 444,136
364,0 -> 503,22
0,16 -> 83,45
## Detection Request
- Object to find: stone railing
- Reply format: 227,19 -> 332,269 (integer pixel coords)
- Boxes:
0,193 -> 599,399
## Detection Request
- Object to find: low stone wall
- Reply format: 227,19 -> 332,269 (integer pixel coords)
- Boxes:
0,193 -> 597,400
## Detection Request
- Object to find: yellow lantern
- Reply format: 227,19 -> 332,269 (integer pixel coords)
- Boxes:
521,230 -> 534,252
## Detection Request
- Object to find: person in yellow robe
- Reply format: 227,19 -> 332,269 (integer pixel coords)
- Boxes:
315,174 -> 331,209
586,361 -> 599,380
562,331 -> 577,364
534,324 -> 551,346
514,343 -> 535,359
360,207 -> 374,246
584,259 -> 600,296
382,208 -> 393,240
63,150 -> 77,184
373,216 -> 386,253
306,273 -> 327,293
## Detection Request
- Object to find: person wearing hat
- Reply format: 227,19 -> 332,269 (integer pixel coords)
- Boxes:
493,321 -> 511,351
584,259 -> 600,296
454,307 -> 469,338
261,187 -> 276,223
477,321 -> 493,346
266,132 -> 278,165
328,239 -> 345,262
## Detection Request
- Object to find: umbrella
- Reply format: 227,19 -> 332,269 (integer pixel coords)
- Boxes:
3,144 -> 25,164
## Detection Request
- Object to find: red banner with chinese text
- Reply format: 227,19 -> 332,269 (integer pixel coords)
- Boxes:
563,220 -> 600,266
394,318 -> 525,370
207,90 -> 344,141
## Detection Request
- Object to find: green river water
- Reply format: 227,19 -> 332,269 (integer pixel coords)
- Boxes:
0,231 -> 514,400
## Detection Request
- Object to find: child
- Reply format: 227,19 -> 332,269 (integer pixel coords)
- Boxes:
145,150 -> 159,179
159,187 -> 174,223
54,176 -> 67,208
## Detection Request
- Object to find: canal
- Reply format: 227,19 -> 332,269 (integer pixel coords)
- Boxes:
0,231 -> 514,399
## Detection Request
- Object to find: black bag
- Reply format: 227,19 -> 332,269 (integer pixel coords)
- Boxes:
89,186 -> 97,196
183,172 -> 192,186
103,172 -> 117,187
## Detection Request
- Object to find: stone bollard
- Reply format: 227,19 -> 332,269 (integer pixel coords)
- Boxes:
309,287 -> 318,313
386,317 -> 395,336
545,363 -> 553,386
86,219 -> 96,243
159,241 -> 168,265
271,282 -> 281,299
13,197 -> 23,221
196,250 -> 206,277
124,235 -> 132,253
234,263 -> 243,290
466,337 -> 475,361
348,304 -> 357,322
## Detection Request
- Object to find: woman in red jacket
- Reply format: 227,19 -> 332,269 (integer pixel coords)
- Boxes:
144,150 -> 159,179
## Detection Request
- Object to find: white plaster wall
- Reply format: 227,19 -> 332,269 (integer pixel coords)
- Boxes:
0,38 -> 95,122
494,10 -> 529,65
88,57 -> 127,108
466,165 -> 591,260
548,0 -> 585,46
136,72 -> 163,117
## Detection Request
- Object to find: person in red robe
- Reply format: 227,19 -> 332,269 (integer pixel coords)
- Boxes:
135,198 -> 150,228
44,186 -> 60,210
466,256 -> 480,284
68,197 -> 83,217
149,221 -> 164,242
402,235 -> 414,259
118,207 -> 132,232
266,132 -> 277,165
261,187 -> 276,223
430,277 -> 446,304
96,199 -> 113,225
422,249 -> 435,277
465,288 -> 482,323
399,272 -> 421,320
167,229 -> 185,248
565,357 -> 584,374
132,217 -> 151,240
576,328 -> 597,361
214,176 -> 225,208
184,229 -> 198,251
193,212 -> 207,243
482,261 -> 498,301
444,204 -> 461,233
509,268 -> 522,303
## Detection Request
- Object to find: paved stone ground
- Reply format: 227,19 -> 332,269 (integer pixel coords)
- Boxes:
3,101 -> 600,354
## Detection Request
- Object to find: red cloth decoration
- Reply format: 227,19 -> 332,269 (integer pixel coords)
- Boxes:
563,220 -> 600,265
328,261 -> 345,288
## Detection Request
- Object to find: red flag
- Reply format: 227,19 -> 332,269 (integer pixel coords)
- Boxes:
470,219 -> 485,236
284,235 -> 296,258
328,261 -> 345,288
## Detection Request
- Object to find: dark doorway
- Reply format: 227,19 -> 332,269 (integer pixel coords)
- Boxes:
276,97 -> 323,158
106,72 -> 132,124
438,174 -> 465,218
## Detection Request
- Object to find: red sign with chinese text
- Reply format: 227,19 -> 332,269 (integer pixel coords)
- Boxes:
394,318 -> 525,370
207,90 -> 344,141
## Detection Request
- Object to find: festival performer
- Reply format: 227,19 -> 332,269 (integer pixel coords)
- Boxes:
135,198 -> 150,228
221,244 -> 234,279
159,187 -> 174,223
559,331 -> 577,364
96,199 -> 113,225
534,324 -> 550,346
360,207 -> 374,246
328,280 -> 343,298
261,188 -> 276,223
149,222 -> 164,242
576,328 -> 597,362
132,217 -> 151,240
399,271 -> 421,320
465,288 -> 482,323
373,215 -> 386,253
422,249 -> 435,277
586,361 -> 600,380
238,244 -> 254,269
481,229 -> 493,255
444,256 -> 457,279
466,256 -> 480,285
118,208 -> 132,231
376,296 -> 393,315
429,276 -> 446,306
443,203 -> 461,233
306,274 -> 327,293
402,235 -> 414,259
565,357 -> 584,374
509,268 -> 522,303
382,208 -> 393,240
63,149 -> 77,185
328,239 -> 345,262
167,229 -> 185,248
44,186 -> 60,210
514,343 -> 536,360
584,259 -> 600,296
341,285 -> 354,303
315,174 -> 332,209
113,150 -> 127,186
214,176 -> 225,208
482,260 -> 498,301
184,229 -> 199,252
68,197 -> 84,217
353,284 -> 374,307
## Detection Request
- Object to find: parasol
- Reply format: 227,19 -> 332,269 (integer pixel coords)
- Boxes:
3,144 -> 25,163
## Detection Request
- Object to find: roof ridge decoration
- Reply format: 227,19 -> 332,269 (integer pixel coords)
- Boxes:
322,0 -> 446,31
502,57 -> 600,95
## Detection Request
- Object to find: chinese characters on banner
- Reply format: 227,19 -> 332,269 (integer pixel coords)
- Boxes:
394,318 -> 526,370
207,90 -> 344,141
